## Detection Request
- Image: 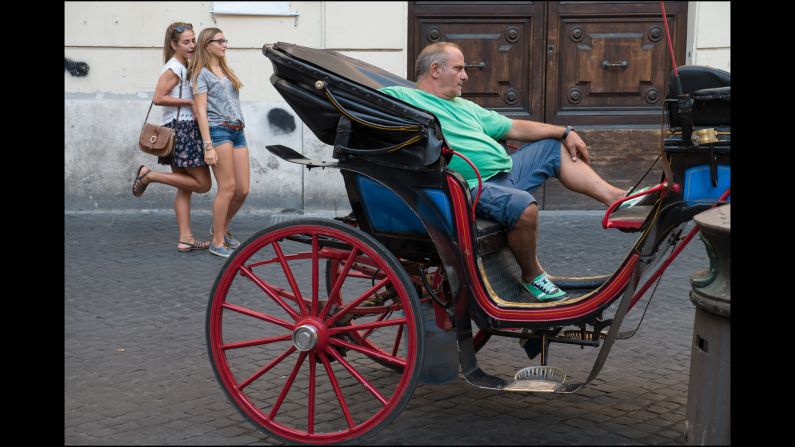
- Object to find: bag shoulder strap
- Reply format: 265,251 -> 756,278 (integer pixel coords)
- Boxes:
140,72 -> 184,132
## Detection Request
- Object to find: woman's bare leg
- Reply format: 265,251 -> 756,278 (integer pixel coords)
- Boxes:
209,143 -> 236,248
224,147 -> 250,231
170,166 -> 212,249
137,164 -> 211,193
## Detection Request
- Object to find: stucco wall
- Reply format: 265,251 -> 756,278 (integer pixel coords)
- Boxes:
687,1 -> 730,71
65,1 -> 405,213
65,1 -> 728,213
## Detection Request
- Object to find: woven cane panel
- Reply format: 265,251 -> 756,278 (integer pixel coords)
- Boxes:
479,247 -> 584,305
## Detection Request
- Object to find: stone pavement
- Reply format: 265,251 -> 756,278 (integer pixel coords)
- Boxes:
65,210 -> 708,445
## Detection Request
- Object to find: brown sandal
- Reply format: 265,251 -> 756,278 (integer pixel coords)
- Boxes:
132,165 -> 151,197
177,236 -> 210,252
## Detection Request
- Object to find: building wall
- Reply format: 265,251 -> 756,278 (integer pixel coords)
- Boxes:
65,1 -> 728,213
686,1 -> 730,71
65,1 -> 406,213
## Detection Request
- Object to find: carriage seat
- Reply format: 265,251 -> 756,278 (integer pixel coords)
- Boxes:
669,65 -> 729,95
667,65 -> 730,129
476,217 -> 507,256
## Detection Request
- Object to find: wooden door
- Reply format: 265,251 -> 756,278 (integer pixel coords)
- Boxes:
545,1 -> 687,126
408,2 -> 546,120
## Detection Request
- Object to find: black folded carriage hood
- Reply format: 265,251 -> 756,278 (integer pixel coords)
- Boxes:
263,42 -> 444,167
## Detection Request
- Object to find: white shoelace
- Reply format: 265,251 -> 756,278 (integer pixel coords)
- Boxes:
532,275 -> 560,295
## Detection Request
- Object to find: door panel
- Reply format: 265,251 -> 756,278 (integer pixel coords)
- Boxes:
546,1 -> 687,126
409,2 -> 545,120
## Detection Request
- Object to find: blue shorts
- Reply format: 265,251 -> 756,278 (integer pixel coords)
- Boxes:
471,139 -> 561,230
209,123 -> 248,149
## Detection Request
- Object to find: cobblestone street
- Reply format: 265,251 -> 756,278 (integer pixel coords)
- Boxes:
65,210 -> 708,445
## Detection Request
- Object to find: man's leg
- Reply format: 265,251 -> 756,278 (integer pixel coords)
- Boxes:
473,180 -> 566,301
511,139 -> 625,207
474,180 -> 541,282
556,144 -> 626,207
507,203 -> 544,283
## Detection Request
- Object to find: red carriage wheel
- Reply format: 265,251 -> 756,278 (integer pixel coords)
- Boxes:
207,218 -> 425,445
325,254 -> 409,373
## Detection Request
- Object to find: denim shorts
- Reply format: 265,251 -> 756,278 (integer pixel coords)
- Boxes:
471,138 -> 562,230
209,123 -> 248,149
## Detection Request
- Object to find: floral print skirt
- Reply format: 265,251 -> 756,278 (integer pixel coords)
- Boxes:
158,119 -> 206,168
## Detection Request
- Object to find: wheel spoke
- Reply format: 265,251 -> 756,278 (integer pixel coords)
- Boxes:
325,347 -> 388,406
308,354 -> 316,434
222,303 -> 294,330
392,324 -> 404,357
320,248 -> 359,320
312,234 -> 319,316
347,303 -> 402,316
329,317 -> 406,335
273,240 -> 309,316
360,308 -> 393,339
329,337 -> 406,368
268,351 -> 308,420
209,220 -> 422,443
222,334 -> 292,351
318,351 -> 355,429
272,287 -> 312,312
326,277 -> 391,326
238,346 -> 297,390
239,266 -> 300,321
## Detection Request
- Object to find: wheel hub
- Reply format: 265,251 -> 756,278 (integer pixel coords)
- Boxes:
292,319 -> 328,352
292,325 -> 318,351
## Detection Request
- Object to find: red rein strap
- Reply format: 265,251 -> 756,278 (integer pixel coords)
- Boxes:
660,1 -> 679,77
442,146 -> 482,222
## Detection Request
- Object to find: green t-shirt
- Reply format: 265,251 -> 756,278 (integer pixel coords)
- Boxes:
380,86 -> 513,189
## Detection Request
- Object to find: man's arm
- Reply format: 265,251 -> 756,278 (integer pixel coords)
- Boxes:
504,119 -> 590,164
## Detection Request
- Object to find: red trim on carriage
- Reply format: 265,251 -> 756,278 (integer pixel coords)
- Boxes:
446,175 -> 640,323
627,187 -> 730,311
602,181 -> 679,230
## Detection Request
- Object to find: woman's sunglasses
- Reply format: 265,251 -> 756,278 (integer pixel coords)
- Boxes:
173,24 -> 193,34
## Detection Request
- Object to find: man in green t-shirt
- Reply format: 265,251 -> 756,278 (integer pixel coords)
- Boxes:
381,42 -> 629,302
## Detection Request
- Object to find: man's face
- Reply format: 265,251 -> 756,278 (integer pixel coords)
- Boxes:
435,47 -> 468,99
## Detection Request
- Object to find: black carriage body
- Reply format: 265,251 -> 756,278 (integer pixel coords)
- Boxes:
266,42 -> 637,330
263,42 -> 479,314
262,42 -> 731,336
265,43 -> 457,258
207,45 -> 733,443
639,65 -> 731,256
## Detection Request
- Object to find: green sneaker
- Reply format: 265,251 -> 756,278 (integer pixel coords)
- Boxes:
522,273 -> 567,302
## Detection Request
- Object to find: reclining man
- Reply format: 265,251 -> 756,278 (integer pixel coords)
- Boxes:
381,42 -> 629,302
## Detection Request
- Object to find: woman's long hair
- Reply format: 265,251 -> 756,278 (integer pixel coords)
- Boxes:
162,22 -> 193,64
189,27 -> 243,91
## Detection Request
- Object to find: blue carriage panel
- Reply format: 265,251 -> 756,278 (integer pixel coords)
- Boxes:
683,165 -> 730,205
356,175 -> 452,236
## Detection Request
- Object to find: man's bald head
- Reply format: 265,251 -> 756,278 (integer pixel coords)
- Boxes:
415,42 -> 463,79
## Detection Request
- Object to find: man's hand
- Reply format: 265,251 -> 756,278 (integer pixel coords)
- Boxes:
563,131 -> 590,165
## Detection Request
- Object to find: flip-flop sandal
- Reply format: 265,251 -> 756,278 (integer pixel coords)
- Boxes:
177,237 -> 210,252
132,165 -> 151,197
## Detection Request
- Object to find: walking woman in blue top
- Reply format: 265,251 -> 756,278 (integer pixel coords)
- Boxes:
131,22 -> 212,252
190,27 -> 250,258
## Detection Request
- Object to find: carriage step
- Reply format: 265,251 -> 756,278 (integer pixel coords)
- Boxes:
502,366 -> 567,393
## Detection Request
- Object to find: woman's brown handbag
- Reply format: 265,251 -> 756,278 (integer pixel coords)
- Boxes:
138,80 -> 182,157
